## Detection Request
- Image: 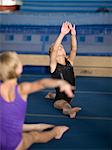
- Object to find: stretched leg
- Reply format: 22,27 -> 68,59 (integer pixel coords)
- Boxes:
54,100 -> 81,118
45,92 -> 56,100
23,124 -> 55,132
16,126 -> 69,150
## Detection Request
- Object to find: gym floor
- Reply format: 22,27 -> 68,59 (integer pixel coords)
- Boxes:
19,74 -> 112,150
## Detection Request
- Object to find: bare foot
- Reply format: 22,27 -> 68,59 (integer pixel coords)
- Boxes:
45,92 -> 55,100
70,107 -> 81,118
63,103 -> 72,115
54,126 -> 69,139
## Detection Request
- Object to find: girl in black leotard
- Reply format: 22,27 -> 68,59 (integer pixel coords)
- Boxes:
51,58 -> 75,103
45,21 -> 81,118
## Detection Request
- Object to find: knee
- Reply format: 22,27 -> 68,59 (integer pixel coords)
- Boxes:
54,100 -> 68,109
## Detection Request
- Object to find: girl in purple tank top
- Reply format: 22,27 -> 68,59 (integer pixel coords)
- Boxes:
0,51 -> 74,150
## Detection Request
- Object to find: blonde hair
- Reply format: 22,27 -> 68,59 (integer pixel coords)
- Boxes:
0,51 -> 21,81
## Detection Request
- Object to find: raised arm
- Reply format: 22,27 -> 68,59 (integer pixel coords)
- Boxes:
50,21 -> 71,73
19,78 -> 74,100
68,24 -> 77,66
53,22 -> 71,50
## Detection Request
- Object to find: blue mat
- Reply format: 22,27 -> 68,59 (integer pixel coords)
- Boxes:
19,75 -> 112,149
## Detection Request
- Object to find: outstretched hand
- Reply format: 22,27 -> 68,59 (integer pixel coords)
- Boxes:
59,80 -> 74,98
61,21 -> 76,36
61,21 -> 71,35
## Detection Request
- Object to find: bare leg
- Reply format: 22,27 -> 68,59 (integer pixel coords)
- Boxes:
23,124 -> 55,132
54,100 -> 81,118
16,126 -> 69,150
45,92 -> 56,100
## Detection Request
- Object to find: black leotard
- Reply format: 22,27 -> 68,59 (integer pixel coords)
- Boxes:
51,58 -> 75,103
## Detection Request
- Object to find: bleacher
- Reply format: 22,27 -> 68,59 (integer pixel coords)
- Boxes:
20,0 -> 112,13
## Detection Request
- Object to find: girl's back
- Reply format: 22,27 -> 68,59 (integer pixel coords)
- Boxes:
0,83 -> 27,150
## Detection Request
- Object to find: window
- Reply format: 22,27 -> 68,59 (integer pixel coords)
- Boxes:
23,35 -> 32,41
95,36 -> 104,43
79,36 -> 85,42
40,35 -> 49,42
5,35 -> 14,41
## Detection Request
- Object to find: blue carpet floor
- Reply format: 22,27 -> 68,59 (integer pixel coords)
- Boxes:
19,75 -> 112,150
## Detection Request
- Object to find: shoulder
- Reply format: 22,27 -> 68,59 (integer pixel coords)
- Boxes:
18,82 -> 30,100
66,57 -> 74,66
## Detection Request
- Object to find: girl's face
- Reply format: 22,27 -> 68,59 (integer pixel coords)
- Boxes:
16,62 -> 23,76
57,45 -> 66,57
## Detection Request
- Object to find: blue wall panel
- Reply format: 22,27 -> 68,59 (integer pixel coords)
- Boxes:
0,24 -> 112,56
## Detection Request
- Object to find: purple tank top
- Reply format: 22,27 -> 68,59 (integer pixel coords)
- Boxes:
0,83 -> 27,150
